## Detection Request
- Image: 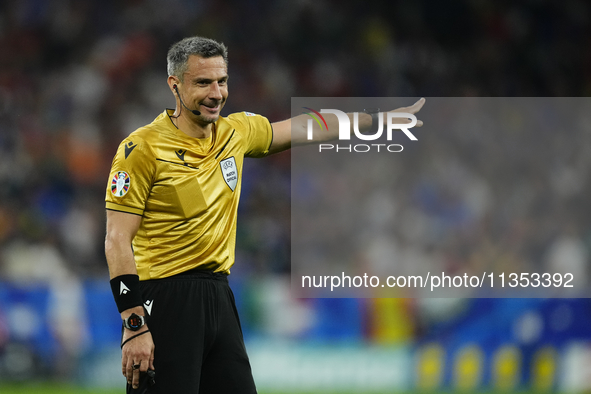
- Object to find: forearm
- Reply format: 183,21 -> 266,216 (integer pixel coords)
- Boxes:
269,112 -> 372,153
105,235 -> 138,279
291,112 -> 372,145
105,240 -> 144,316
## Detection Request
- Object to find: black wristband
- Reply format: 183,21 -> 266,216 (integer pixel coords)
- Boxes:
110,274 -> 143,313
364,108 -> 381,134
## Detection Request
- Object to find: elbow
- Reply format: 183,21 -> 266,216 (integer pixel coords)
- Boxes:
104,229 -> 126,256
105,227 -> 136,255
104,232 -> 115,257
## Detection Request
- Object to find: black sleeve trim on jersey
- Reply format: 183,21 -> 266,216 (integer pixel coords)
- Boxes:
215,129 -> 235,159
268,122 -> 274,152
106,208 -> 143,217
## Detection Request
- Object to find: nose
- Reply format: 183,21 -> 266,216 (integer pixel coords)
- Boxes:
209,82 -> 223,100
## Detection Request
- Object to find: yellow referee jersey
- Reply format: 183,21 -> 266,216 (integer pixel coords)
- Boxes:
105,109 -> 273,280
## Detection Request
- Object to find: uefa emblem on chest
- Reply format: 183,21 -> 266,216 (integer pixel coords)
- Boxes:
220,157 -> 238,191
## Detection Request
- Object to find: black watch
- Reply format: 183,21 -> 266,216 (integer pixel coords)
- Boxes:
364,108 -> 381,133
123,313 -> 146,331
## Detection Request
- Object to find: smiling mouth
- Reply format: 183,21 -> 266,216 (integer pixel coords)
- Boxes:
201,101 -> 221,110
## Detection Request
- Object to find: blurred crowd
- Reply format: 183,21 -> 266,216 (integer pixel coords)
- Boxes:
2,0 -> 591,283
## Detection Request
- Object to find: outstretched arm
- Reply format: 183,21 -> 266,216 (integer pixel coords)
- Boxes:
268,98 -> 425,154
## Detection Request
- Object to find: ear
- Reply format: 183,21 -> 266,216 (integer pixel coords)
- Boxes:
167,76 -> 180,93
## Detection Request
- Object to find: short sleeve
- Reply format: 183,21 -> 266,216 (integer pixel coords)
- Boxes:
105,138 -> 156,216
228,112 -> 273,158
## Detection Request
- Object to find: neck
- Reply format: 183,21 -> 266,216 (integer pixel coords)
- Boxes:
172,106 -> 213,139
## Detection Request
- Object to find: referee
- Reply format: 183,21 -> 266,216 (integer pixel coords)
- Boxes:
105,36 -> 424,393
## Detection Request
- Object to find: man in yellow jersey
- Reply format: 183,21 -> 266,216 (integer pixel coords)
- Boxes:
105,36 -> 425,393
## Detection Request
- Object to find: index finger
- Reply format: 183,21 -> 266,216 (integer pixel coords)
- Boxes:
394,97 -> 426,114
132,361 -> 142,389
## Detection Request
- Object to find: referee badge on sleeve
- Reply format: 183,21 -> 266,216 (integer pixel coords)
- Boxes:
111,171 -> 131,197
220,157 -> 238,191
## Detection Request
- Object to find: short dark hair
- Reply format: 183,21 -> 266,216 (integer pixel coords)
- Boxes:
167,36 -> 228,79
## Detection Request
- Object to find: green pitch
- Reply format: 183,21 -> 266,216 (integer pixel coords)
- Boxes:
0,384 -> 557,394
0,384 -> 119,394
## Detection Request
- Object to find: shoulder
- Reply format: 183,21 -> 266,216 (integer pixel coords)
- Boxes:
224,111 -> 270,130
117,127 -> 157,159
116,112 -> 173,158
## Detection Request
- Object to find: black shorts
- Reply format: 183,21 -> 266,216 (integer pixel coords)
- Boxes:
128,270 -> 257,394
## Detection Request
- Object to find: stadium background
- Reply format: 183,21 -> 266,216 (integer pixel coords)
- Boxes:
1,0 -> 591,392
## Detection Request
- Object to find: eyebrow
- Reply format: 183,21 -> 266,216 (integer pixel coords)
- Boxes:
193,76 -> 229,84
